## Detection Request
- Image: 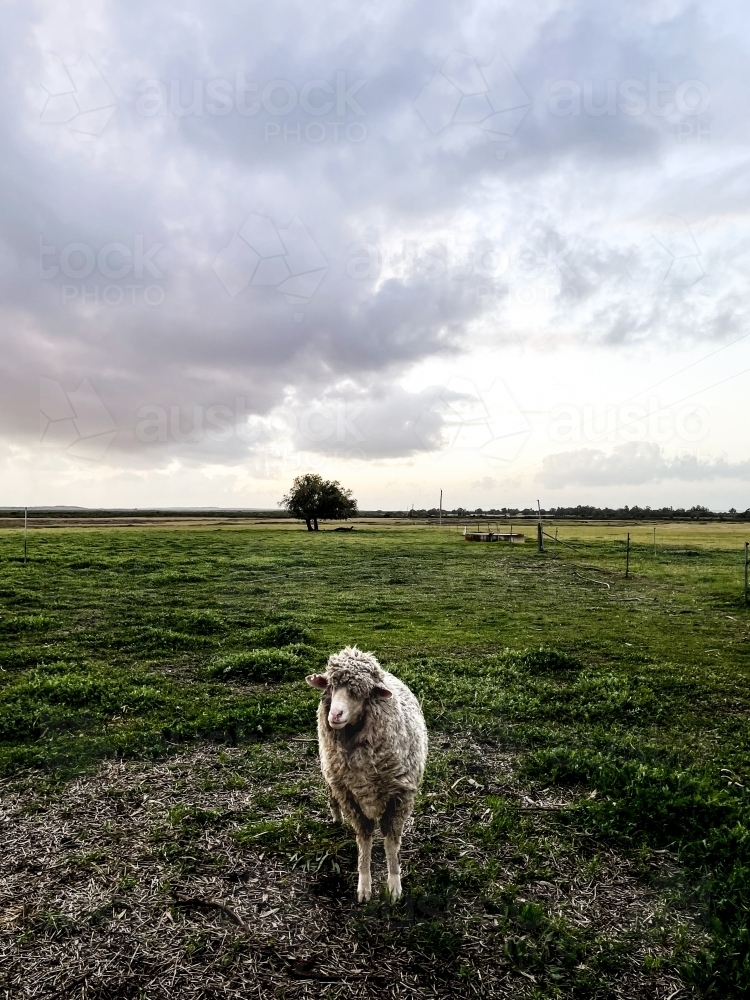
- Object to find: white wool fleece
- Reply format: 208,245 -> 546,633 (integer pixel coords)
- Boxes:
307,647 -> 428,901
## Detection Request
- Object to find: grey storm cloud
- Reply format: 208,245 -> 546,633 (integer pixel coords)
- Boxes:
537,442 -> 750,488
0,0 -> 748,466
288,385 -> 447,460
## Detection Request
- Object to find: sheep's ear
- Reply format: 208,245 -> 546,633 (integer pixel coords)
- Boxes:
306,674 -> 329,689
372,684 -> 393,699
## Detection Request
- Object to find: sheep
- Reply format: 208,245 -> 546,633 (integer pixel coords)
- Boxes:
306,646 -> 428,902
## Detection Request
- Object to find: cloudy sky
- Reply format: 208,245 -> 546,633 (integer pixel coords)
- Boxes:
2,0 -> 749,510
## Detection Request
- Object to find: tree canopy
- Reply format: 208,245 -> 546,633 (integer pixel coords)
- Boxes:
280,474 -> 358,531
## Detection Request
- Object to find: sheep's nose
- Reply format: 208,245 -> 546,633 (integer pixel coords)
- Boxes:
330,710 -> 343,723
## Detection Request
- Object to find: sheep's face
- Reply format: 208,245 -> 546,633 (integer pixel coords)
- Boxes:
327,685 -> 365,729
306,674 -> 392,730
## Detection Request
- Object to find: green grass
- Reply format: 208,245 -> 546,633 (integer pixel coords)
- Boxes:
1,522 -> 750,994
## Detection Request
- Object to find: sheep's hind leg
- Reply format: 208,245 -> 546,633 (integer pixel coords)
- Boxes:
347,797 -> 375,902
381,797 -> 410,901
384,833 -> 402,900
356,832 -> 373,902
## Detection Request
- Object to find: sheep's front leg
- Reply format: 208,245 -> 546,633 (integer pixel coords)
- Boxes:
356,832 -> 373,902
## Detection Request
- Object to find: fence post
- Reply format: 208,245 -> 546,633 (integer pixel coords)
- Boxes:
653,526 -> 656,556
625,532 -> 630,579
745,542 -> 748,606
23,507 -> 27,565
537,500 -> 544,552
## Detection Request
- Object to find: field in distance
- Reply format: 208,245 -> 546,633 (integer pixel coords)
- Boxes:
0,521 -> 749,997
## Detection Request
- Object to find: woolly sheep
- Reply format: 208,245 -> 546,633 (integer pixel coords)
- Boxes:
306,646 -> 428,902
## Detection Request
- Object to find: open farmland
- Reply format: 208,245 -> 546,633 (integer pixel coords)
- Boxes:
1,521 -> 749,998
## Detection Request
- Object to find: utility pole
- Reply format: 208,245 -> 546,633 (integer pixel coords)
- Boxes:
439,490 -> 442,527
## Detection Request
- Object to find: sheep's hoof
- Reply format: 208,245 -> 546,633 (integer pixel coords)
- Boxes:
387,876 -> 402,900
357,879 -> 372,903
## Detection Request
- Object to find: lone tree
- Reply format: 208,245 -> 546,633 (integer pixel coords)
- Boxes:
281,473 -> 358,531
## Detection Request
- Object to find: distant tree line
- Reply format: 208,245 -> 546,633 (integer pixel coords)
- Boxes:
379,504 -> 750,520
4,503 -> 747,522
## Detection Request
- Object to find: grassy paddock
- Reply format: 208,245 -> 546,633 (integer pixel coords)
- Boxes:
1,521 -> 749,997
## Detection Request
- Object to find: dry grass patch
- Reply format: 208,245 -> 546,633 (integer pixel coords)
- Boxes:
0,740 -> 705,998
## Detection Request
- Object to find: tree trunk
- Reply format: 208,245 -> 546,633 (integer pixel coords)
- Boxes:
305,518 -> 313,531
313,518 -> 319,531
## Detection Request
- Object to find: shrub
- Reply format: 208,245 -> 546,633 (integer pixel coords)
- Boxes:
207,644 -> 316,683
253,622 -> 312,647
519,647 -> 582,673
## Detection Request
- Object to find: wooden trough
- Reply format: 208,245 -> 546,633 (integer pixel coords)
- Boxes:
463,529 -> 525,543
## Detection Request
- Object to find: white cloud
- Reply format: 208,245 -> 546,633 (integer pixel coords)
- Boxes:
538,442 -> 750,488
